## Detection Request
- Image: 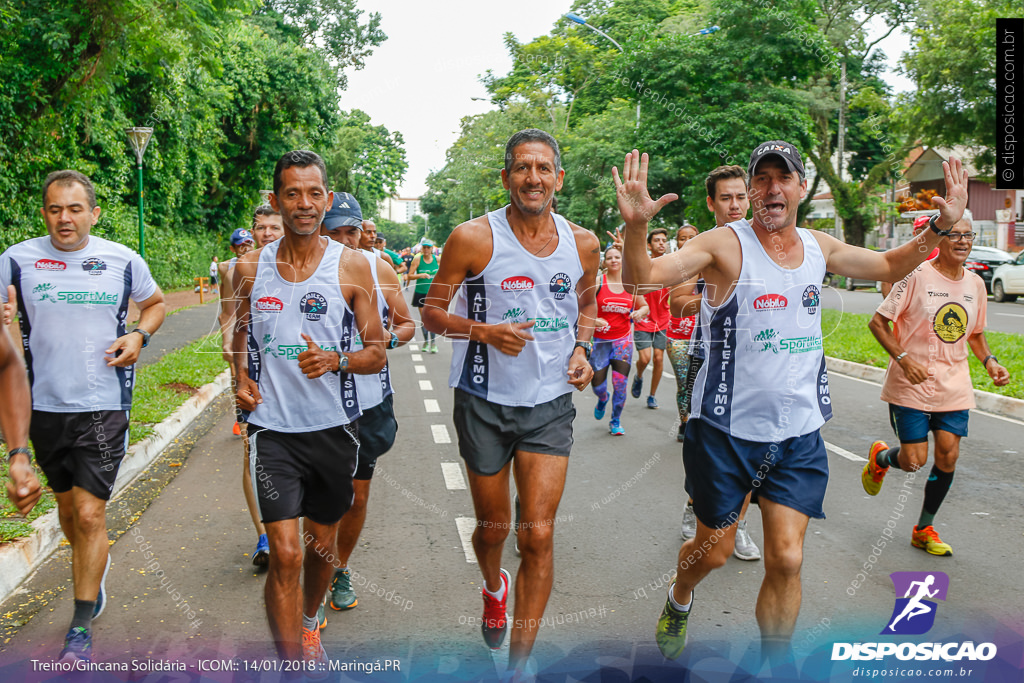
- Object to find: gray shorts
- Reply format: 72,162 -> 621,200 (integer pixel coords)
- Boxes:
634,329 -> 667,351
452,389 -> 575,475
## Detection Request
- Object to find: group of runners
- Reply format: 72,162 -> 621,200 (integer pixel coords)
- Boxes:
0,127 -> 1011,680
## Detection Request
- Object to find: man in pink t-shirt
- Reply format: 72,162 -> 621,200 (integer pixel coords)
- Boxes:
862,214 -> 1010,556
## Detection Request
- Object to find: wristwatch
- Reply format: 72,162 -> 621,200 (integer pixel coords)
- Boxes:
6,447 -> 31,462
574,340 -> 593,360
927,215 -> 952,237
131,328 -> 151,348
389,331 -> 400,349
894,351 -> 908,363
982,354 -> 998,368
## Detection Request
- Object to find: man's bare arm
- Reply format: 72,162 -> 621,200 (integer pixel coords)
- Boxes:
378,262 -> 417,346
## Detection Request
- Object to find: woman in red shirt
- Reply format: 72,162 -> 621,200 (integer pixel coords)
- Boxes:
592,245 -> 647,435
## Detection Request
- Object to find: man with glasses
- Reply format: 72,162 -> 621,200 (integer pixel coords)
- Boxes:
863,208 -> 1010,556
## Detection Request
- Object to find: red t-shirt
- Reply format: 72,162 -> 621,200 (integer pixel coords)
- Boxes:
595,274 -> 634,341
634,288 -> 670,333
666,314 -> 696,340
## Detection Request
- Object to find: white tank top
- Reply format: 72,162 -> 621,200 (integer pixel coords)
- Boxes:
352,251 -> 393,410
243,238 -> 361,431
448,206 -> 583,407
690,219 -> 832,441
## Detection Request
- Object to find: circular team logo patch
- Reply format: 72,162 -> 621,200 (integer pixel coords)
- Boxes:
933,303 -> 968,343
549,273 -> 572,300
82,257 -> 107,276
301,292 -> 328,321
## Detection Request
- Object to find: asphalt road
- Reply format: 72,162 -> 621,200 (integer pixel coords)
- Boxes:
2,318 -> 1022,681
822,286 -> 1024,336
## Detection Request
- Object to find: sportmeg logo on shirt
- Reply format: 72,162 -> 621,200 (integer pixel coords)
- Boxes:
57,291 -> 118,305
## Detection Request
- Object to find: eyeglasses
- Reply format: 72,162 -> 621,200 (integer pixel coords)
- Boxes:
946,232 -> 976,242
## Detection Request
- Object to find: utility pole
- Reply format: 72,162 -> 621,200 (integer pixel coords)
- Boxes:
834,60 -> 846,241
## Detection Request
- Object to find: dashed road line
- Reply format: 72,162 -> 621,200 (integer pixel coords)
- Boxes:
414,365 -> 427,374
441,462 -> 467,490
431,424 -> 451,444
424,399 -> 440,413
419,380 -> 433,391
455,517 -> 478,563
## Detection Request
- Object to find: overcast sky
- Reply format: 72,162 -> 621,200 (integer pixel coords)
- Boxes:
340,2 -> 916,198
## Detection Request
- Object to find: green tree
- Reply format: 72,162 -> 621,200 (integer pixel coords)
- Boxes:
323,110 -> 407,217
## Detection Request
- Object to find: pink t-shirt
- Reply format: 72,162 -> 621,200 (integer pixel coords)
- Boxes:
877,263 -> 987,412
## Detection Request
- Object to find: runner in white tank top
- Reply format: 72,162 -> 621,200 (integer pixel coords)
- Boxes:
231,152 -> 388,667
421,130 -> 600,674
320,192 -> 417,614
616,141 -> 969,664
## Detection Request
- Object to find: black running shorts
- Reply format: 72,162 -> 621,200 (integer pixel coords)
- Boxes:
247,422 -> 360,525
30,410 -> 130,501
452,388 -> 575,476
354,394 -> 398,480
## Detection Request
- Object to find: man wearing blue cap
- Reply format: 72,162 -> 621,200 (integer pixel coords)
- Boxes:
615,141 -> 969,665
320,192 -> 416,617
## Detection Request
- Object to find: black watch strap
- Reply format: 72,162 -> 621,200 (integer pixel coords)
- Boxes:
132,328 -> 151,348
928,215 -> 951,237
7,447 -> 31,461
982,354 -> 998,367
574,341 -> 593,360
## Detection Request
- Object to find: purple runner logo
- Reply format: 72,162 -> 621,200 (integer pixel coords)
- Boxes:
882,571 -> 949,635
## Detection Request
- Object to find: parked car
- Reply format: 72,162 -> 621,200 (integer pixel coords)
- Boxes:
965,246 -> 1013,293
991,250 -> 1024,302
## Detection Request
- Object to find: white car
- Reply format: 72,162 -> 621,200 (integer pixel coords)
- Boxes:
991,250 -> 1024,302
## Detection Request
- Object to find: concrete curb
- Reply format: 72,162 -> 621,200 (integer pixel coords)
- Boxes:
0,369 -> 232,604
826,356 -> 1024,421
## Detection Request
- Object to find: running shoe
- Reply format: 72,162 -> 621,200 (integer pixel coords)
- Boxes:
647,396 -> 658,409
481,568 -> 511,649
656,583 -> 691,660
316,595 -> 327,629
59,626 -> 92,664
232,421 -> 241,436
609,419 -> 625,436
862,440 -> 890,496
93,554 -> 111,619
429,342 -> 439,354
253,534 -> 269,569
330,567 -> 357,611
594,399 -> 607,420
911,525 -> 952,556
631,376 -> 643,399
681,505 -> 696,540
733,520 -> 761,561
302,624 -> 329,680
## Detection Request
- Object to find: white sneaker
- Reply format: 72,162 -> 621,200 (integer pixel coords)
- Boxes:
681,505 -> 696,540
733,520 -> 761,561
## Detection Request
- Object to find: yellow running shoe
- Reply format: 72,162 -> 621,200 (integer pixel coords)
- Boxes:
912,525 -> 952,556
861,440 -> 890,496
655,579 -> 691,660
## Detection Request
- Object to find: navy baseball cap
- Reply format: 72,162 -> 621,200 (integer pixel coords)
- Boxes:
230,228 -> 255,246
323,192 -> 363,231
748,140 -> 806,178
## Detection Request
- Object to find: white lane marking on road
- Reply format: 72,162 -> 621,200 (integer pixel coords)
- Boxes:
825,441 -> 866,462
830,373 -> 1024,427
412,354 -> 423,361
424,399 -> 441,413
409,344 -> 420,351
995,312 -> 1024,318
419,380 -> 433,391
455,517 -> 478,563
441,462 -> 467,490
415,365 -> 427,374
431,424 -> 451,444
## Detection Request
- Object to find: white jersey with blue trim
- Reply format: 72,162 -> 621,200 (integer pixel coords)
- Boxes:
242,238 -> 361,432
0,236 -> 158,412
689,219 -> 832,441
352,249 -> 393,411
448,206 -> 583,407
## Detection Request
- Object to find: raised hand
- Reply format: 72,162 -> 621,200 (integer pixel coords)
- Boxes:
612,150 -> 678,227
298,333 -> 340,379
931,157 -> 969,230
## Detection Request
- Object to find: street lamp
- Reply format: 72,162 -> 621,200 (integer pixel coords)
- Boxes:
564,14 -> 720,129
126,127 -> 154,258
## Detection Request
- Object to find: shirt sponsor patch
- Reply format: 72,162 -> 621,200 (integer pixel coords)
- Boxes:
549,273 -> 572,300
753,294 -> 788,312
933,303 -> 967,343
501,276 -> 534,296
35,259 -> 66,271
255,296 -> 284,313
82,258 -> 106,276
301,292 -> 328,321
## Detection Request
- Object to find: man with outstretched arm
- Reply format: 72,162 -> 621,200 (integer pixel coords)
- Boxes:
422,128 -> 598,677
231,151 -> 386,670
614,141 -> 967,666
